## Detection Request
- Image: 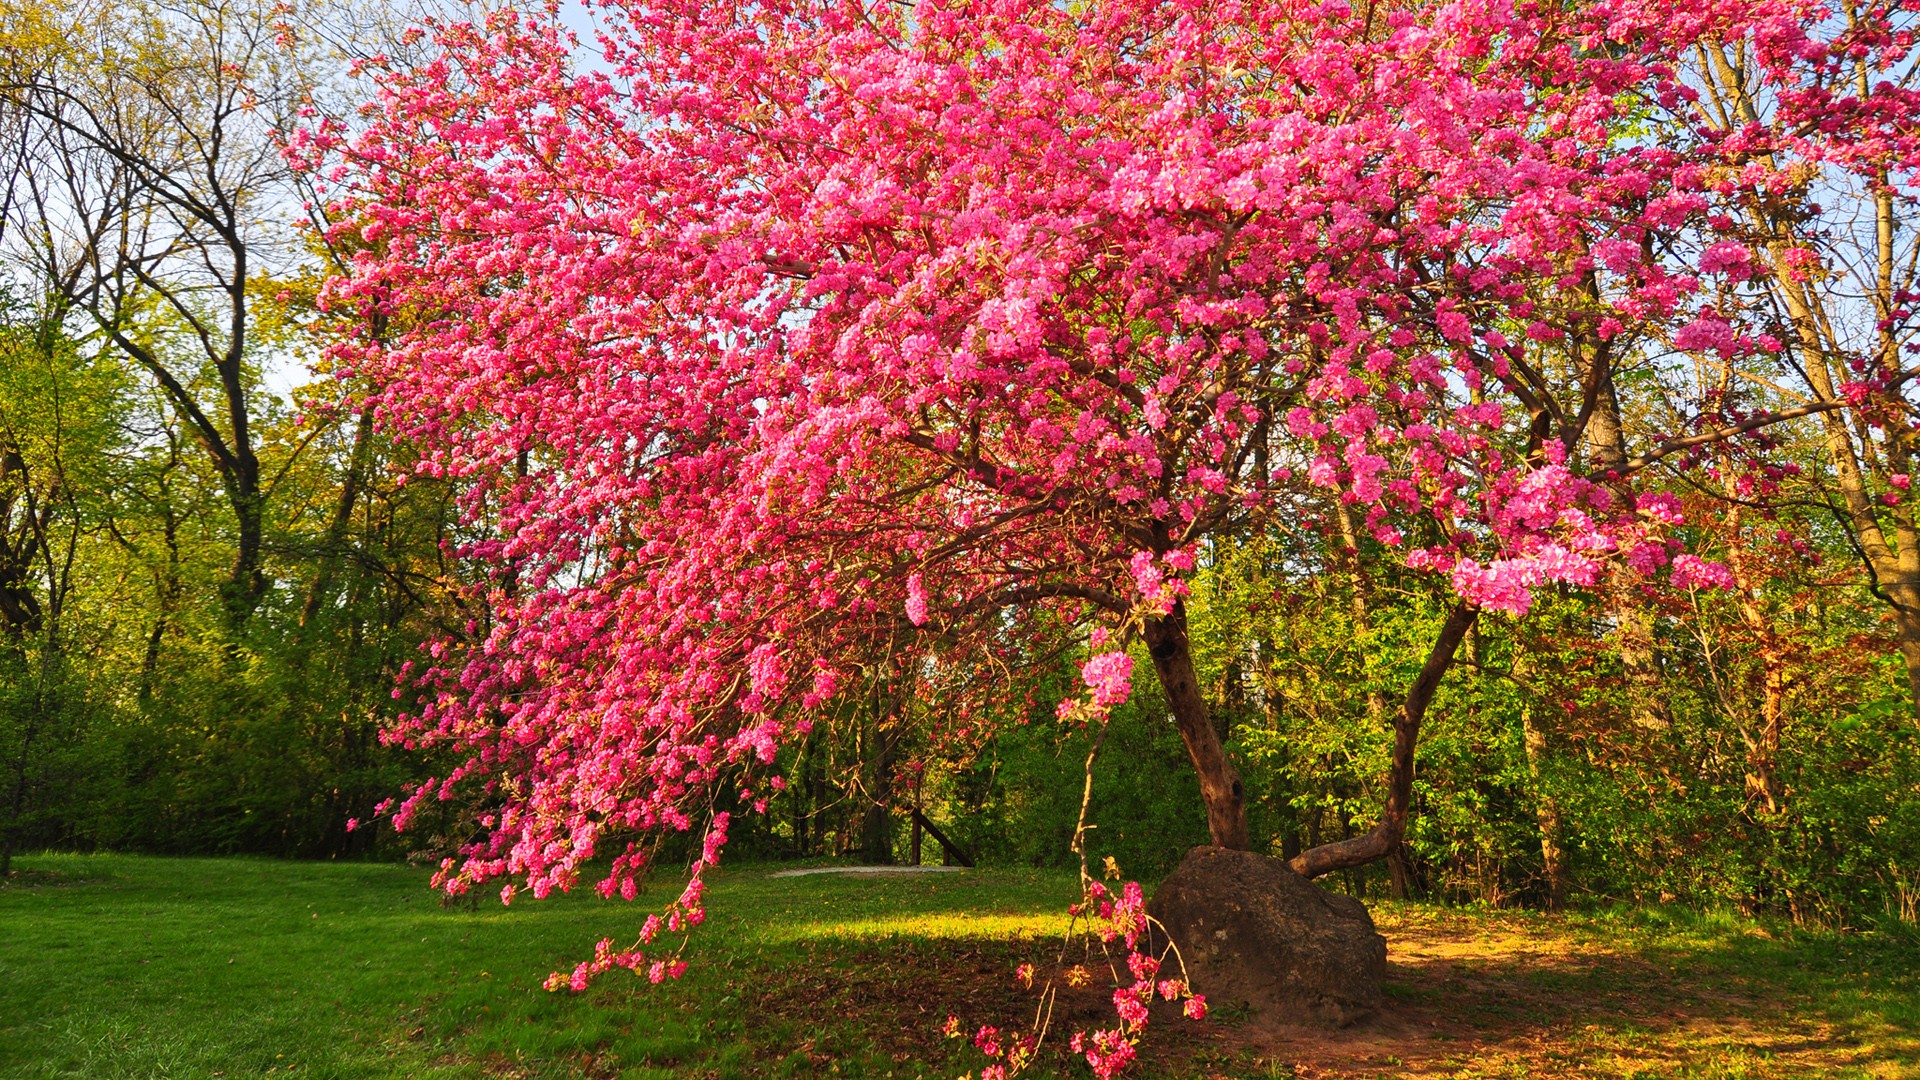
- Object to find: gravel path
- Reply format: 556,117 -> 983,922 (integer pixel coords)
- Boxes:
767,865 -> 966,878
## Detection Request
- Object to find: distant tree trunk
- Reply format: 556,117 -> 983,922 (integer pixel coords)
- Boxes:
1519,703 -> 1569,910
1337,500 -> 1411,895
138,505 -> 183,702
859,669 -> 904,864
1573,269 -> 1670,732
1145,599 -> 1249,850
1720,500 -> 1792,815
791,725 -> 818,856
299,408 -> 375,632
909,780 -> 923,866
0,447 -> 49,639
1386,847 -> 1416,900
1290,602 -> 1479,879
0,690 -> 40,879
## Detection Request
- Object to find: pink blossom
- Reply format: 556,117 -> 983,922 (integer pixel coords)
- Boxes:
1670,555 -> 1736,590
905,573 -> 929,626
1636,492 -> 1686,526
306,0 -> 1872,1018
1698,241 -> 1755,278
1081,651 -> 1135,708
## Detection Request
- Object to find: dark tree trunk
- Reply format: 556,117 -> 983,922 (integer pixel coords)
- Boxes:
1144,600 -> 1249,850
1520,704 -> 1569,910
859,672 -> 903,863
1290,602 -> 1479,879
0,698 -> 37,879
299,408 -> 375,632
1386,846 -> 1416,900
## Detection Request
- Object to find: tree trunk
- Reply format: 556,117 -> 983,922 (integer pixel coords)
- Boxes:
1724,502 -> 1792,814
1519,704 -> 1569,910
1290,602 -> 1479,879
1386,847 -> 1415,900
1144,599 -> 1249,850
859,671 -> 903,864
0,699 -> 37,879
299,408 -> 375,632
1749,210 -> 1920,724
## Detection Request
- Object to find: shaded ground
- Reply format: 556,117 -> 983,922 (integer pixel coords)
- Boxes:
3,855 -> 1915,1079
734,903 -> 1920,1079
1204,904 -> 1920,1078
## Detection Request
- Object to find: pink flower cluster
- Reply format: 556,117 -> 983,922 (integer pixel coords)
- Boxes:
1079,652 -> 1134,709
1070,881 -> 1206,1078
957,878 -> 1206,1078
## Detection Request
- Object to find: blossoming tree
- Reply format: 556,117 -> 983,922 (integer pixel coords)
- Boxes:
304,0 -> 1917,1045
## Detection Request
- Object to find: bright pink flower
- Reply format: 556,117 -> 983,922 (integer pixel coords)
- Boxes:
905,573 -> 929,626
1081,651 -> 1134,708
1670,555 -> 1736,590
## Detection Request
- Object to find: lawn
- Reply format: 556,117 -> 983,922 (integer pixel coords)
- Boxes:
1,854 -> 1915,1079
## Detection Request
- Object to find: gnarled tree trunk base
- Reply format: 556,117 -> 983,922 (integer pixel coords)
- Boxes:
1149,846 -> 1386,1027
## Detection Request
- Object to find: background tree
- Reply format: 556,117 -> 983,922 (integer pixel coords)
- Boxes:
0,0 -> 465,863
0,293 -> 130,875
1652,16 -> 1920,716
1,0 -> 315,630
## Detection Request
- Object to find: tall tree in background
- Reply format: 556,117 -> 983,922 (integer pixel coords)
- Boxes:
0,0 -> 468,860
0,295 -> 130,875
1,0 -> 307,630
1665,23 -> 1920,719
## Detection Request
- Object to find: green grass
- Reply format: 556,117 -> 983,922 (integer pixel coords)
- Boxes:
2,855 -> 1917,1079
0,854 -> 1071,1080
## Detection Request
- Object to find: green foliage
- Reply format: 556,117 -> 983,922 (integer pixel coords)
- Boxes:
0,271 -> 449,864
950,667 -> 1210,881
934,516 -> 1920,929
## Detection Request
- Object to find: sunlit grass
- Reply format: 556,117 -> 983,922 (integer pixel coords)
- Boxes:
2,854 -> 1916,1079
0,854 -> 1077,1080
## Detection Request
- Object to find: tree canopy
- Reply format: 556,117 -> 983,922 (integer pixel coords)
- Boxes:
305,0 -> 1920,996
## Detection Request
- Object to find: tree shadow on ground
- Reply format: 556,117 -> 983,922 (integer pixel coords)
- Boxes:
729,906 -> 1919,1079
1169,905 -> 1920,1079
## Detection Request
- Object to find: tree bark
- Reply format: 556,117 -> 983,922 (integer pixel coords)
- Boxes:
299,408 -> 375,631
1709,76 -> 1920,722
1723,501 -> 1792,814
859,669 -> 904,863
1144,599 -> 1249,850
0,686 -> 40,879
1577,316 -> 1668,731
1290,602 -> 1479,879
1519,703 -> 1569,910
